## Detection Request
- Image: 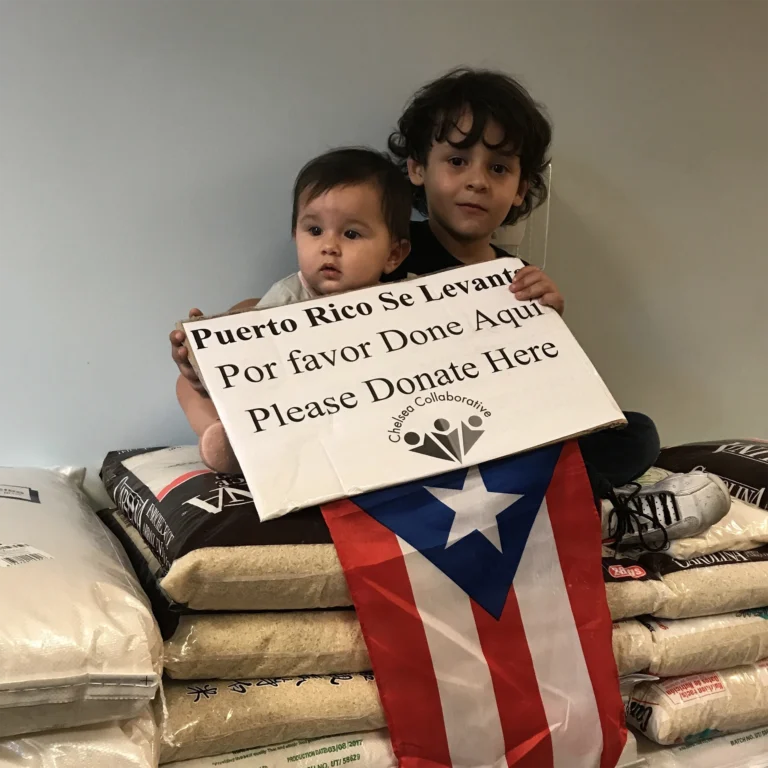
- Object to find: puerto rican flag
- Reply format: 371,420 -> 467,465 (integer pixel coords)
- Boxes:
322,441 -> 625,768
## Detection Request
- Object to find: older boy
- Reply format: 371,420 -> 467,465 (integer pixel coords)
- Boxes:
385,67 -> 729,547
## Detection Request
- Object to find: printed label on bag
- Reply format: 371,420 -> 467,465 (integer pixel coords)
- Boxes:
179,730 -> 393,767
643,547 -> 768,577
0,544 -> 52,568
0,485 -> 40,503
602,556 -> 654,582
660,672 -> 727,706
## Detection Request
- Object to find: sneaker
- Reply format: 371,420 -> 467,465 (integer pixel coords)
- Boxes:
602,472 -> 731,551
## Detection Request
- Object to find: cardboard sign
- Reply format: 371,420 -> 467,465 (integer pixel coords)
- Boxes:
183,259 -> 625,520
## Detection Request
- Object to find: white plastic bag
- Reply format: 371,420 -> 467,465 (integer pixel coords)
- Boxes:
0,468 -> 162,737
0,708 -> 157,767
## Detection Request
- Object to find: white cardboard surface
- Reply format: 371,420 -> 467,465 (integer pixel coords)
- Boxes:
183,259 -> 624,520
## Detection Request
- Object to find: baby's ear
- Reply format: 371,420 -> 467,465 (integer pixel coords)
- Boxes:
383,239 -> 411,274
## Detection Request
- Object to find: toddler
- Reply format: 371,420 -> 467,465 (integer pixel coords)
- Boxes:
176,147 -> 411,473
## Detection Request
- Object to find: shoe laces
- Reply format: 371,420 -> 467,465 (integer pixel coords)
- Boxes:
607,482 -> 679,552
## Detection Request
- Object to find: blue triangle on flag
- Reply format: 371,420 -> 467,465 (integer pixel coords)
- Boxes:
352,443 -> 563,619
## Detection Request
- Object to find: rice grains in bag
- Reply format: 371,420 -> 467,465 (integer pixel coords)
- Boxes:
613,621 -> 654,676
603,557 -> 665,621
642,609 -> 768,677
647,548 -> 768,619
626,661 -> 768,745
159,674 -> 385,763
164,611 -> 369,680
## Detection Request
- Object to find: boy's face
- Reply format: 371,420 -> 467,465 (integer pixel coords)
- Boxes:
408,112 -> 527,243
294,183 -> 408,296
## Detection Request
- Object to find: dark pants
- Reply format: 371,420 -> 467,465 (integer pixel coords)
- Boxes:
579,412 -> 661,499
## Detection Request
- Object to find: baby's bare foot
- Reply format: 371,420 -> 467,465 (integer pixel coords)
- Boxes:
199,421 -> 241,474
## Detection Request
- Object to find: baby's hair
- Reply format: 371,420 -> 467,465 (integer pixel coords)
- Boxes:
291,147 -> 412,241
388,67 -> 552,226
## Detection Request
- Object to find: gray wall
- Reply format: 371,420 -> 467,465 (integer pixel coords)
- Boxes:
1,0 -> 766,478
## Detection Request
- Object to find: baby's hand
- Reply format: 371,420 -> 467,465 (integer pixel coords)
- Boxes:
510,266 -> 565,316
170,308 -> 207,395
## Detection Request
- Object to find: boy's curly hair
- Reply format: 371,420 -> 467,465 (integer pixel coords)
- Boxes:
388,68 -> 552,226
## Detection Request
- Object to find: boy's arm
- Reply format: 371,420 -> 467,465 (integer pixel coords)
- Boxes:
510,266 -> 565,315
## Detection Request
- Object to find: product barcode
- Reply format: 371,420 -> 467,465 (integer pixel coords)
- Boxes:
2,554 -> 45,566
0,545 -> 52,568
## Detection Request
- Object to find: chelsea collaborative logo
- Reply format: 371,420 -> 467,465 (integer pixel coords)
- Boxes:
386,391 -> 491,463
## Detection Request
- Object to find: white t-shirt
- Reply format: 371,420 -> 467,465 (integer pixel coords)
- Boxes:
257,272 -> 316,309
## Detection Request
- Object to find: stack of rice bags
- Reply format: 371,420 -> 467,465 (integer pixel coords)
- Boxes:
100,446 -> 389,765
609,440 -> 768,766
101,445 -> 653,767
0,466 -> 162,768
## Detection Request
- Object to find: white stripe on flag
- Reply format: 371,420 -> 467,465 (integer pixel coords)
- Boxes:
398,537 -> 507,768
514,499 -> 603,768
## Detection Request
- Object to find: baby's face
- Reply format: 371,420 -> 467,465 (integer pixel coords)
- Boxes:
294,183 -> 402,296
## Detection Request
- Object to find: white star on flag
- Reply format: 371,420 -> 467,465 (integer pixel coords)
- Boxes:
424,466 -> 522,552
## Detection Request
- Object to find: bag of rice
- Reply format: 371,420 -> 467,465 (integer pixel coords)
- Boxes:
0,708 -> 157,768
647,548 -> 768,619
169,612 -> 653,682
657,439 -> 768,510
160,674 -> 385,763
626,661 -> 768,745
100,449 -> 351,614
603,557 -> 665,620
642,609 -> 768,677
170,730 -> 394,768
613,621 -> 654,676
637,725 -> 768,767
164,611 -> 369,680
0,468 -> 161,738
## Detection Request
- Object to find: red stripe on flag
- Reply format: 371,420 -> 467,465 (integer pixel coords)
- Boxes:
322,499 -> 452,768
547,441 -> 627,768
473,596 -> 554,767
156,469 -> 211,500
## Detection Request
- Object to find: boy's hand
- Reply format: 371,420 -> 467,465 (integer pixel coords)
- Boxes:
510,266 -> 565,315
170,308 -> 207,394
